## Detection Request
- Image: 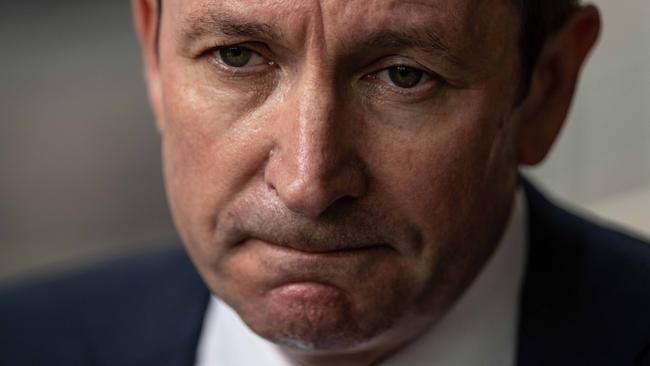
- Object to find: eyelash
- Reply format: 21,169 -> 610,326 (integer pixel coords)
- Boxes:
367,66 -> 440,93
207,44 -> 276,75
205,44 -> 444,94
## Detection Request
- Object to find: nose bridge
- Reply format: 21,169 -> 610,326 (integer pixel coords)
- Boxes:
294,70 -> 339,174
264,63 -> 365,217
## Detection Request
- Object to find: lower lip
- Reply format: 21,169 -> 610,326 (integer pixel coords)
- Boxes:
267,282 -> 349,309
270,282 -> 343,300
235,240 -> 394,290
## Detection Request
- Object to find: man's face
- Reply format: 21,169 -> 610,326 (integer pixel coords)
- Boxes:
154,0 -> 522,352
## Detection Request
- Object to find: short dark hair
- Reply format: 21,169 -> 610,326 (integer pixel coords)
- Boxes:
515,0 -> 578,99
154,0 -> 578,99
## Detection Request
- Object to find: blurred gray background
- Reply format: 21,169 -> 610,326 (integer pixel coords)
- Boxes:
1,1 -> 648,283
0,1 -> 176,283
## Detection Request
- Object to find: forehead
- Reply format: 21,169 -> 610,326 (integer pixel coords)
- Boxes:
166,0 -> 518,59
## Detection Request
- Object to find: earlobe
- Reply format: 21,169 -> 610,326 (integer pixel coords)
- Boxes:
517,5 -> 601,166
132,0 -> 165,133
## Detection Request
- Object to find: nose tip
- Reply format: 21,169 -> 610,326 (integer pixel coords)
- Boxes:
268,160 -> 365,217
280,177 -> 337,217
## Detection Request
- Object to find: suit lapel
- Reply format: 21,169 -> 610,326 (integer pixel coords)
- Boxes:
517,179 -> 650,365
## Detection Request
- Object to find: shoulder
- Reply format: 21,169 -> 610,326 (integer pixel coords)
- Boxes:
519,179 -> 650,365
0,245 -> 196,321
0,244 -> 209,365
523,179 -> 650,288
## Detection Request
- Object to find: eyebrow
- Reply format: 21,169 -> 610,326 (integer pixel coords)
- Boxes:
179,11 -> 464,67
179,12 -> 281,51
360,28 -> 464,67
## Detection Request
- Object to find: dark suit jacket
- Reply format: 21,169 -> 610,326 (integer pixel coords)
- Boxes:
2,181 -> 650,365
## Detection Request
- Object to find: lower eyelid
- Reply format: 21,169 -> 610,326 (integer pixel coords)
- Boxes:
361,75 -> 442,103
375,69 -> 434,89
210,46 -> 270,67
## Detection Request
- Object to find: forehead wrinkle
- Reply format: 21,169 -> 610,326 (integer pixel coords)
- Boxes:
394,0 -> 519,73
173,0 -> 517,75
316,0 -> 477,70
358,28 -> 464,68
174,0 -> 314,54
179,8 -> 283,44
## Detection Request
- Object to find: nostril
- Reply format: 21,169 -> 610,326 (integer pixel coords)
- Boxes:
262,132 -> 367,217
280,177 -> 334,217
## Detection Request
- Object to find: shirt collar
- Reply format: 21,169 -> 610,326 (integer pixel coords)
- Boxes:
196,188 -> 528,366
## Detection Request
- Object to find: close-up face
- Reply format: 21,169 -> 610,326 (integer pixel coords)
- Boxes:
145,0 -> 525,355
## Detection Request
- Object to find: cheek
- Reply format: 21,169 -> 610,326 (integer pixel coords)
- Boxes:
366,90 -> 516,259
159,64 -> 275,258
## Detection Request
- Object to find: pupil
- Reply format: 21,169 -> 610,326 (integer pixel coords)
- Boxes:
220,46 -> 252,67
389,66 -> 423,88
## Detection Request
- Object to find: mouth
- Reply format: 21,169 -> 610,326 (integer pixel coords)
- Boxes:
249,239 -> 395,258
230,239 -> 394,295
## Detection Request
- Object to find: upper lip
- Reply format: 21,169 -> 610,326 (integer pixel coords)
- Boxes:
215,203 -> 403,255
224,226 -> 394,254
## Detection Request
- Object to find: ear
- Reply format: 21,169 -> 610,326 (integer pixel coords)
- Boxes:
132,0 -> 165,133
516,5 -> 601,165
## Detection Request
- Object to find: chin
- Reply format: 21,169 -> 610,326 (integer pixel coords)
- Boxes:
231,283 -> 406,352
250,311 -> 387,352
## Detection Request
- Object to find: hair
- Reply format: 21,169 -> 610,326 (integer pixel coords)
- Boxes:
515,0 -> 579,99
154,0 -> 578,99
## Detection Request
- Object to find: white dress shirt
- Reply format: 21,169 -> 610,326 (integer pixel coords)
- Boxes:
196,189 -> 527,366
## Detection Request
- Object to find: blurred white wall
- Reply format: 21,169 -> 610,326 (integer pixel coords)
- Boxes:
0,1 -> 648,283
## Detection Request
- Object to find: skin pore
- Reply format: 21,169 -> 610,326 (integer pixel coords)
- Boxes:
132,0 -> 600,365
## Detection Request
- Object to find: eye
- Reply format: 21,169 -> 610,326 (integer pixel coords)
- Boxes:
212,45 -> 268,68
377,65 -> 432,89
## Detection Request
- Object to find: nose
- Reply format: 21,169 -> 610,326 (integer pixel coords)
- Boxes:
263,76 -> 366,217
